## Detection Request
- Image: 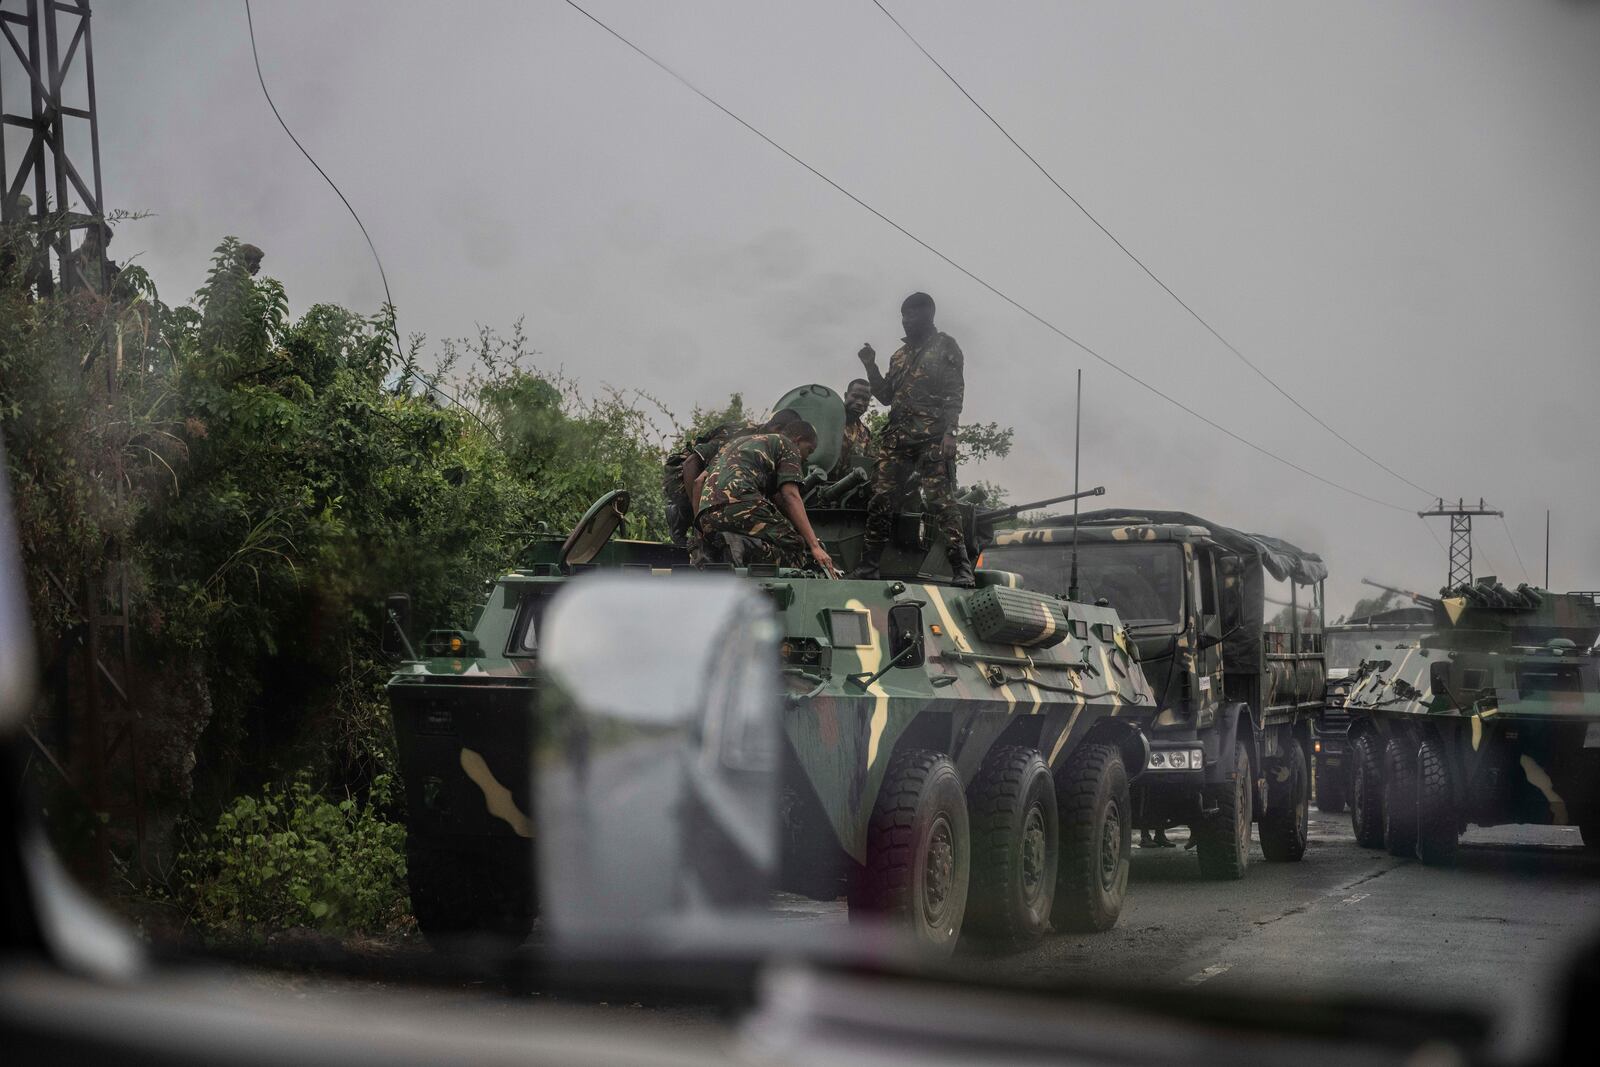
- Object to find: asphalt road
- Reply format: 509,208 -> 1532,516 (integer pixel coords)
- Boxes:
770,806 -> 1600,1059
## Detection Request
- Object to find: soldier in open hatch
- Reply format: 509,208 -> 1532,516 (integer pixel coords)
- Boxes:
830,377 -> 878,479
695,420 -> 838,575
852,291 -> 970,586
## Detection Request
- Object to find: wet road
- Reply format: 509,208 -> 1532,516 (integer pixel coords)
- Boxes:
770,807 -> 1600,1058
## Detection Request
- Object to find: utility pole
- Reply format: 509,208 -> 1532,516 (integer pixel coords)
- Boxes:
3,0 -> 144,882
1419,498 -> 1503,590
0,0 -> 107,292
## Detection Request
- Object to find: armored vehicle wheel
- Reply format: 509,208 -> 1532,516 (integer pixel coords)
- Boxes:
966,746 -> 1059,946
1314,760 -> 1346,814
1260,738 -> 1309,863
1415,737 -> 1459,865
1196,738 -> 1253,881
848,749 -> 971,954
406,835 -> 537,953
1350,732 -> 1386,848
1383,740 -> 1419,858
1051,743 -> 1131,932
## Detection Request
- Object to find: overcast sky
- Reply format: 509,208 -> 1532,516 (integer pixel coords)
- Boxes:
59,1 -> 1600,612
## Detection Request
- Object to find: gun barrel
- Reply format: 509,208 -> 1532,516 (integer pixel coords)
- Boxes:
976,485 -> 1106,525
817,466 -> 869,503
1361,577 -> 1441,608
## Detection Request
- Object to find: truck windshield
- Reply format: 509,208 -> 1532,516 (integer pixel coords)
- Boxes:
982,542 -> 1185,626
1326,628 -> 1423,669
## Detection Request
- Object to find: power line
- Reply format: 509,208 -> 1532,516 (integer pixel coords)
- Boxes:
243,1 -> 489,431
1499,515 -> 1531,584
866,0 -> 1437,502
557,0 -> 1413,514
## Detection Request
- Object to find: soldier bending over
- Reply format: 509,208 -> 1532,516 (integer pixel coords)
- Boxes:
695,421 -> 838,575
852,292 -> 971,586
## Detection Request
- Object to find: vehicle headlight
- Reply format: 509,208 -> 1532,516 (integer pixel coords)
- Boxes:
1149,750 -> 1167,768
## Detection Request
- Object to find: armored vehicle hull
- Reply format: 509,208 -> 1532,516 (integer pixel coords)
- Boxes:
1342,583 -> 1600,861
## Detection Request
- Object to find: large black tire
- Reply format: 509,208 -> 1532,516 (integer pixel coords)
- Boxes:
1415,737 -> 1459,865
1260,738 -> 1310,862
1314,756 -> 1347,813
1383,739 -> 1419,858
1196,738 -> 1253,880
1350,732 -> 1386,848
848,749 -> 971,954
966,747 -> 1059,946
1051,743 -> 1131,933
406,835 -> 537,952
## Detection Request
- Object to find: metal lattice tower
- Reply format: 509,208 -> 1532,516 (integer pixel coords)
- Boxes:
0,0 -> 106,292
1419,498 -> 1503,590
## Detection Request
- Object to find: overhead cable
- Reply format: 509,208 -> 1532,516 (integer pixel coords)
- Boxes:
867,0 -> 1436,502
558,0 -> 1414,514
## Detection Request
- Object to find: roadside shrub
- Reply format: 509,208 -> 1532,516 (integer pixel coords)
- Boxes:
177,774 -> 408,937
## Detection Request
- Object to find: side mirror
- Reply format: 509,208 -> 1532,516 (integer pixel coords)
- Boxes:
536,574 -> 781,954
381,593 -> 413,659
887,603 -> 925,667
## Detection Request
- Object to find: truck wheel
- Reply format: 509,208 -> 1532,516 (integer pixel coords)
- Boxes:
848,749 -> 971,954
1196,738 -> 1253,880
1350,732 -> 1386,848
1415,738 -> 1459,865
1260,738 -> 1309,862
1051,743 -> 1130,933
407,836 -> 537,952
1383,740 -> 1419,858
965,747 -> 1059,946
1314,757 -> 1346,813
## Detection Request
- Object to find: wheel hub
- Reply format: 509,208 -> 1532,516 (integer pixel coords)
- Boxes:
1021,804 -> 1046,904
1100,799 -> 1123,891
924,815 -> 955,924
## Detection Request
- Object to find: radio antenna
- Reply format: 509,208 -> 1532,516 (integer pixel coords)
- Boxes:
1068,368 -> 1083,603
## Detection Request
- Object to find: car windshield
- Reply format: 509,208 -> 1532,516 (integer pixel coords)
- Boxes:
3,4 -> 1597,1064
983,542 -> 1185,626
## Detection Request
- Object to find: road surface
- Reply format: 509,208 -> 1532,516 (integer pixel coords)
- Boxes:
770,806 -> 1599,1058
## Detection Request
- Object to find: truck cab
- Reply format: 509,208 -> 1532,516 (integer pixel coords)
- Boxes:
981,509 -> 1327,879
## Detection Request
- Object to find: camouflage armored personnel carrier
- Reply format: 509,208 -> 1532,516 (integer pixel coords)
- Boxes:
1340,579 -> 1600,862
979,510 -> 1328,879
385,384 -> 1156,952
1317,581 -> 1434,813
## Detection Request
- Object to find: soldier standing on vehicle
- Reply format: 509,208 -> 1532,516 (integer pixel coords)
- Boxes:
695,421 -> 838,575
851,292 -> 971,586
831,378 -> 878,479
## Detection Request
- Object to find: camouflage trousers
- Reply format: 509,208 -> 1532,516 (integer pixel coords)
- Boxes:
696,500 -> 809,569
863,432 -> 964,552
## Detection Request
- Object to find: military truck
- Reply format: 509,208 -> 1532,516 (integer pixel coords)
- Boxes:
385,384 -> 1156,953
1317,581 -> 1434,813
979,510 -> 1328,879
1340,579 -> 1600,862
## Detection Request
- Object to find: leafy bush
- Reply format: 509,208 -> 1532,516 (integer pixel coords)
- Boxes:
177,774 -> 408,937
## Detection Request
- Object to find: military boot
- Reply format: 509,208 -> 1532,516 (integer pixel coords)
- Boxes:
947,541 -> 976,588
849,543 -> 884,580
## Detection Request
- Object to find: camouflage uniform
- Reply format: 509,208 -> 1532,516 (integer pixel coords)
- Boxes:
830,418 -> 877,479
864,331 -> 964,553
662,419 -> 756,547
695,432 -> 809,568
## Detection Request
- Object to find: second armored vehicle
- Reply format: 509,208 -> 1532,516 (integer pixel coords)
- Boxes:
1341,580 -> 1600,861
